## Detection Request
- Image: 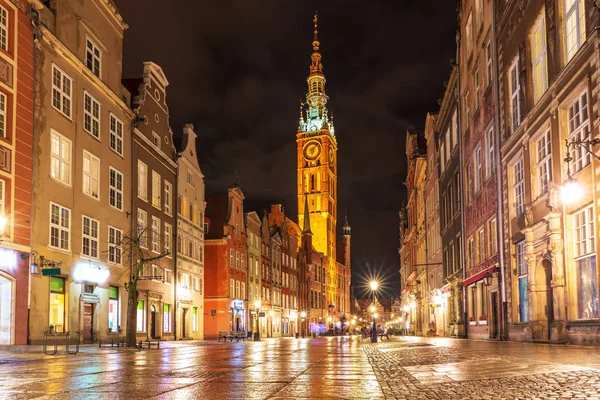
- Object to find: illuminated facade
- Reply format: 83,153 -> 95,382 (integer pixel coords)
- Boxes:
297,13 -> 338,316
29,0 -> 134,345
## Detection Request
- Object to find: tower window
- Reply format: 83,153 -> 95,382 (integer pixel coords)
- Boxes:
310,174 -> 315,191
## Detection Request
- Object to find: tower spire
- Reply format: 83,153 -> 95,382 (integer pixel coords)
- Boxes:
313,11 -> 319,51
303,193 -> 312,235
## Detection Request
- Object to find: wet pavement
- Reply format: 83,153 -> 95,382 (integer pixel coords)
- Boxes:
1,336 -> 600,399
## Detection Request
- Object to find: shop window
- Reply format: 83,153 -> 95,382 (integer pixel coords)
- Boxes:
164,304 -> 171,333
108,286 -> 119,333
192,307 -> 198,332
49,277 -> 65,333
136,300 -> 145,332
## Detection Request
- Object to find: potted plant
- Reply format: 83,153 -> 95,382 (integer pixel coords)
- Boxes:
118,325 -> 122,333
479,314 -> 488,325
469,316 -> 477,326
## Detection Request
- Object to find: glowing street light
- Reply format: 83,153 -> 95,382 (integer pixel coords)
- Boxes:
370,281 -> 379,291
561,176 -> 583,204
369,280 -> 379,343
370,305 -> 376,313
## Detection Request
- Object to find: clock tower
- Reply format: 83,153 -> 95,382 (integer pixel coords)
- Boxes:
297,12 -> 337,306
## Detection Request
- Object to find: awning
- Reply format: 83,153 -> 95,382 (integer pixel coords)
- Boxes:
462,266 -> 496,287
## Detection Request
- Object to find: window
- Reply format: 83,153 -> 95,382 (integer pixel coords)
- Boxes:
474,67 -> 480,110
164,268 -> 173,284
487,126 -> 495,177
82,151 -> 100,199
467,237 -> 474,269
477,228 -> 485,264
137,209 -> 147,248
440,138 -> 446,173
485,41 -> 492,87
230,249 -> 234,266
108,286 -> 119,333
82,215 -> 99,258
136,300 -> 145,332
151,171 -> 161,209
51,131 -> 71,185
52,65 -> 72,118
574,206 -> 597,319
236,280 -> 240,299
452,111 -> 458,148
49,277 -> 65,333
0,6 -> 7,51
516,241 -> 529,322
187,171 -> 194,187
138,161 -> 147,200
83,92 -> 100,139
509,58 -> 521,132
514,157 -> 525,216
465,164 -> 472,203
151,216 -> 160,253
108,226 -> 122,265
164,223 -> 172,255
192,307 -> 198,332
109,114 -> 123,156
86,38 -> 101,77
152,132 -> 160,148
109,167 -> 123,210
164,304 -> 171,333
0,92 -> 6,138
164,181 -> 172,215
241,282 -> 246,299
464,90 -> 471,127
465,12 -> 473,55
489,218 -> 498,255
565,0 -> 586,61
236,251 -> 240,268
531,15 -> 547,103
536,131 -> 552,195
50,203 -> 70,251
230,279 -> 234,298
193,275 -> 200,292
568,91 -> 590,172
474,146 -> 482,193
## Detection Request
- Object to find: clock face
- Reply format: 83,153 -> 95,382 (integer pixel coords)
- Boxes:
303,141 -> 321,160
329,149 -> 334,163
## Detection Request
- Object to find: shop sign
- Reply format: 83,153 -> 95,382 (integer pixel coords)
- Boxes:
42,268 -> 61,276
272,307 -> 281,312
233,300 -> 244,309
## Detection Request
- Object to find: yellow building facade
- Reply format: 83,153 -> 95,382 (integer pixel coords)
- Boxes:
297,13 -> 338,309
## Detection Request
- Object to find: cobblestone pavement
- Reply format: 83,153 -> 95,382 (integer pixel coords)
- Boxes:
1,336 -> 600,399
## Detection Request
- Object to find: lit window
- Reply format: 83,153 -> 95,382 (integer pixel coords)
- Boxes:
85,38 -> 101,77
514,157 -> 524,216
136,300 -> 145,332
0,6 -> 8,51
137,161 -> 147,200
109,167 -> 123,211
50,202 -> 70,251
568,91 -> 590,172
574,205 -> 597,319
108,286 -> 119,333
108,226 -> 122,265
52,65 -> 73,118
152,171 -> 161,209
536,131 -> 552,195
192,307 -> 198,331
49,277 -> 65,333
51,130 -> 71,185
83,92 -> 100,139
109,114 -> 123,156
509,57 -> 520,132
531,15 -> 547,103
82,215 -> 99,258
82,150 -> 100,199
164,181 -> 172,215
164,304 -> 171,333
516,241 -> 529,322
565,0 -> 586,61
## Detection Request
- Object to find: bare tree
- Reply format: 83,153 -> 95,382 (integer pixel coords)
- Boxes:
119,225 -> 170,347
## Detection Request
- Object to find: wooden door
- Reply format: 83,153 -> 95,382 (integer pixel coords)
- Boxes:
83,303 -> 93,344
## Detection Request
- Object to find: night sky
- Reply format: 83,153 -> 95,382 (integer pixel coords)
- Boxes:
114,1 -> 457,299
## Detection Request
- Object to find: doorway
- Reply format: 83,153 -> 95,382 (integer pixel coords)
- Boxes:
181,308 -> 187,339
83,303 -> 94,344
543,260 -> 554,340
0,274 -> 14,345
490,292 -> 499,339
150,305 -> 157,339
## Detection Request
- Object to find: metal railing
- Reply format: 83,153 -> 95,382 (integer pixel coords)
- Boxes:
43,330 -> 80,355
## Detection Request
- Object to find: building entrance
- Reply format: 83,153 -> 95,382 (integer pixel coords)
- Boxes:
83,303 -> 94,344
0,274 -> 14,345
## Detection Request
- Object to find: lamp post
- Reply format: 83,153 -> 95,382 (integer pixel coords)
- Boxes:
370,280 -> 379,343
253,300 -> 261,341
300,311 -> 307,338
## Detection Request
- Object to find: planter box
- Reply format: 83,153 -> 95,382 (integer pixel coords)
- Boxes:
479,320 -> 488,325
469,321 -> 477,326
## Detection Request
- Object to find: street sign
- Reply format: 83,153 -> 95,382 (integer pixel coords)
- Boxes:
42,268 -> 61,276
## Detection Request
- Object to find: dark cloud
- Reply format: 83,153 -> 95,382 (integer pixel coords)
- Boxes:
115,0 -> 457,297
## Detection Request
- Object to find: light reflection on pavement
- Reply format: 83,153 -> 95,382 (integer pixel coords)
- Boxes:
1,336 -> 600,399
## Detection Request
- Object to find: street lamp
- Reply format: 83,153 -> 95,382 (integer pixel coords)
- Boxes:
369,280 -> 379,343
253,300 -> 261,341
561,175 -> 583,204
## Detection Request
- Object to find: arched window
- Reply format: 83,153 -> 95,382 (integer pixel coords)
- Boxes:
310,174 -> 315,191
304,173 -> 309,193
317,172 -> 321,191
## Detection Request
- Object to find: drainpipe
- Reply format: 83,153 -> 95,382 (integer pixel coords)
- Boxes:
173,155 -> 179,341
491,0 -> 508,341
455,26 -> 468,339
